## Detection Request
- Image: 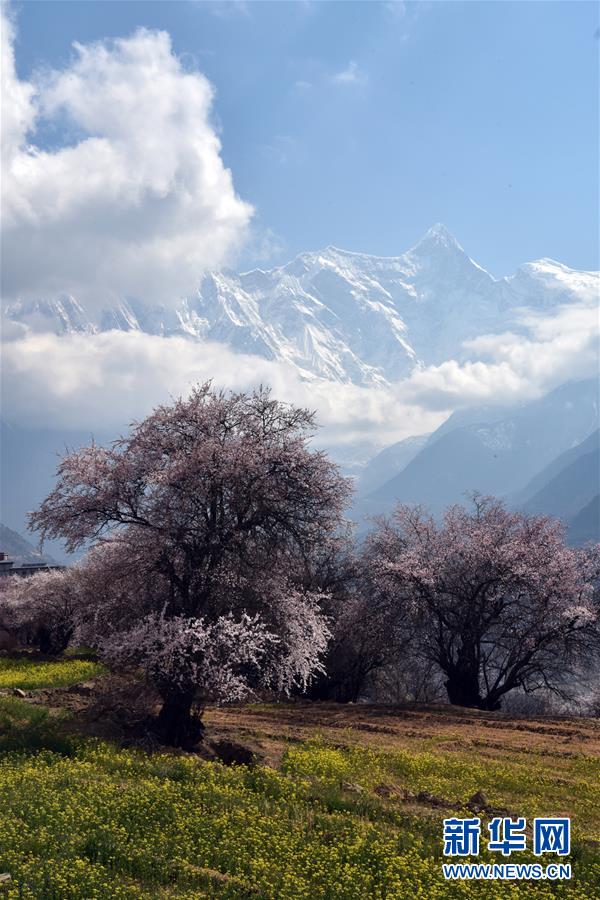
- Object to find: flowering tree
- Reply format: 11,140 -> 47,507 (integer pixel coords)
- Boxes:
0,568 -> 79,655
364,496 -> 600,710
30,384 -> 351,744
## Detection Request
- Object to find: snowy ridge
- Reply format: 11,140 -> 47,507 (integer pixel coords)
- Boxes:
4,224 -> 598,386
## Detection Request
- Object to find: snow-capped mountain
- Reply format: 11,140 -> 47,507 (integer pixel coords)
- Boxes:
5,224 -> 598,386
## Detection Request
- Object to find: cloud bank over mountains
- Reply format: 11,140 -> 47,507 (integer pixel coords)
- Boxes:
2,268 -> 597,450
405,300 -> 599,411
0,328 -> 446,446
1,7 -> 252,308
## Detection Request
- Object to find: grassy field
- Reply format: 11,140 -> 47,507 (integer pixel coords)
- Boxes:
0,656 -> 598,898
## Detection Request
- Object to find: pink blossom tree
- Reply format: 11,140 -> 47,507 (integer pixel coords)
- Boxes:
0,568 -> 80,655
30,384 -> 351,744
364,495 -> 600,710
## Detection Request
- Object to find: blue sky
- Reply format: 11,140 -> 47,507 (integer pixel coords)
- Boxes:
9,0 -> 600,276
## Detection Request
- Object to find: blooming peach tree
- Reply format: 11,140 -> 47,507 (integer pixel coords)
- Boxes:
364,495 -> 600,710
31,384 -> 351,744
1,568 -> 79,655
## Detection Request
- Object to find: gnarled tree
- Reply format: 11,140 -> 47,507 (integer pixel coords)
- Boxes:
31,384 -> 351,744
365,496 -> 600,710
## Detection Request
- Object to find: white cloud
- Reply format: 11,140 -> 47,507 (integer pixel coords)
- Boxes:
0,329 -> 446,450
239,226 -> 286,267
1,9 -> 252,309
0,283 -> 596,493
331,61 -> 368,87
1,7 -> 36,163
401,302 -> 599,410
3,296 -> 595,454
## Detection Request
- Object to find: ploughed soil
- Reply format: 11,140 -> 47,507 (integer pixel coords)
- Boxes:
18,672 -> 600,769
205,700 -> 600,768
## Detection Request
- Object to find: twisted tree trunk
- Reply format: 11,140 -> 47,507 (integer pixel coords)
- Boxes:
155,687 -> 204,747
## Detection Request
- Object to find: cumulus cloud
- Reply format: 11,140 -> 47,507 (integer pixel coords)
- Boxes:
1,8 -> 252,308
401,302 -> 599,410
1,8 -> 36,163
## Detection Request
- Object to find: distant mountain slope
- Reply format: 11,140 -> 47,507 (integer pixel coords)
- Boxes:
429,403 -> 515,443
521,434 -> 599,521
524,449 -> 598,522
5,224 -> 598,387
567,496 -> 600,547
356,379 -> 599,522
364,426 -> 501,517
357,434 -> 430,497
0,523 -> 56,565
511,430 -> 599,509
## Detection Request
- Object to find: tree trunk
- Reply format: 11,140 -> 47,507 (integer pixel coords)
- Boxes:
35,624 -> 73,656
155,688 -> 204,748
303,655 -> 370,703
445,668 -> 483,709
481,694 -> 502,711
480,690 -> 503,712
37,626 -> 54,656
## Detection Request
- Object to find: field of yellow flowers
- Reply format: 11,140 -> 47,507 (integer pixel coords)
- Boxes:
0,656 -> 598,898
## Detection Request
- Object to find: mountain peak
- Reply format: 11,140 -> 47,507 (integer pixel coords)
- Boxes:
411,223 -> 464,254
